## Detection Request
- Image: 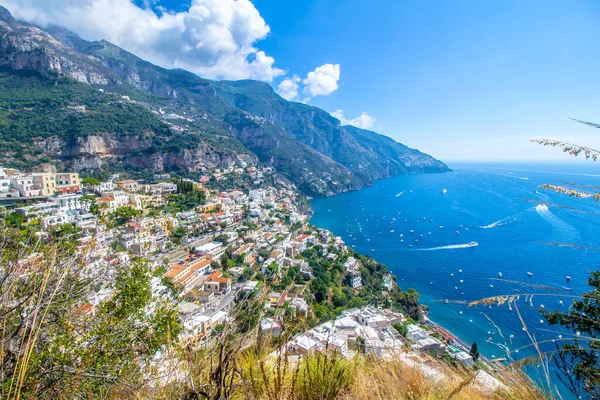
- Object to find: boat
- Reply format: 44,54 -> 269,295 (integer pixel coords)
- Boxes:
439,226 -> 444,229
467,241 -> 478,247
566,276 -> 572,281
444,299 -> 449,304
527,272 -> 533,277
419,234 -> 423,238
441,188 -> 447,194
409,230 -> 415,233
371,249 -> 375,252
499,272 -> 503,277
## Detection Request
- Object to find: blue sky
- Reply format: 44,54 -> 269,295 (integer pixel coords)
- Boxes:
7,0 -> 600,162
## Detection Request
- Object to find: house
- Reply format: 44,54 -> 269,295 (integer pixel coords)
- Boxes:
193,242 -> 226,257
40,213 -> 71,229
96,196 -> 117,214
55,172 -> 81,194
289,334 -> 323,355
163,256 -> 212,289
406,324 -> 429,343
15,202 -> 60,217
115,179 -> 139,192
49,194 -> 88,213
348,270 -> 362,289
454,351 -> 474,366
344,257 -> 359,271
233,243 -> 253,257
260,318 -> 282,337
413,337 -> 446,356
356,308 -> 391,328
196,203 -> 223,213
11,176 -> 41,197
202,270 -> 231,294
32,173 -> 56,196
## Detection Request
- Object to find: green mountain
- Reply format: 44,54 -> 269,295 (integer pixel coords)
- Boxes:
0,6 -> 449,196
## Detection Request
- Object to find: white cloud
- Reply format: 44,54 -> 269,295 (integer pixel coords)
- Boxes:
302,63 -> 340,97
331,110 -> 376,130
277,63 -> 341,103
277,75 -> 301,101
2,0 -> 284,81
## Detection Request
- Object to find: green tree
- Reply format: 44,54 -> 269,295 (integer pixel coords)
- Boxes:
111,206 -> 142,226
81,177 -> 101,186
543,272 -> 600,396
470,342 -> 480,361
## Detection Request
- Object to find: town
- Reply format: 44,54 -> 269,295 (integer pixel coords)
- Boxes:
0,164 -> 504,392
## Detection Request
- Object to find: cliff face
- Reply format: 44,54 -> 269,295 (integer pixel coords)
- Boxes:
33,133 -> 258,173
0,6 -> 450,197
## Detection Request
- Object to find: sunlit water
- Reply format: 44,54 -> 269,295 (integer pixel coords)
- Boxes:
311,162 -> 600,396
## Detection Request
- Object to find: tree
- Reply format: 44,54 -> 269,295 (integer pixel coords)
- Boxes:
542,272 -> 600,396
470,342 -> 480,361
111,206 -> 142,226
81,177 -> 101,187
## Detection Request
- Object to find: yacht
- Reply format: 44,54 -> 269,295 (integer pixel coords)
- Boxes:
467,241 -> 478,248
441,188 -> 448,194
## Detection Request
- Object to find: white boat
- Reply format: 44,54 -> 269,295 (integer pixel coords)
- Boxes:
467,241 -> 478,247
527,272 -> 533,277
441,188 -> 448,194
499,272 -> 503,277
439,226 -> 444,229
566,276 -> 572,281
409,230 -> 415,233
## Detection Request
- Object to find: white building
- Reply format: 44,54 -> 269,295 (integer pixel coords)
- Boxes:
193,242 -> 226,257
406,324 -> 429,343
454,351 -> 474,366
0,168 -> 12,194
11,176 -> 41,197
348,271 -> 362,289
49,194 -> 88,213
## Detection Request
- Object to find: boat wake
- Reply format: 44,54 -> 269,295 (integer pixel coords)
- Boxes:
396,191 -> 405,197
479,217 -> 518,229
478,207 -> 534,229
490,172 -> 531,181
411,243 -> 478,251
536,204 -> 579,242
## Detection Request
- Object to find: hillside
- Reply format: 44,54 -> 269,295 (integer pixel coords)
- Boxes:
0,6 -> 450,196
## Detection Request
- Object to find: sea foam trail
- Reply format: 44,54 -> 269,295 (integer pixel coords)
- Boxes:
489,172 -> 531,181
478,207 -> 535,229
395,191 -> 405,197
536,204 -> 579,242
411,243 -> 477,251
479,217 -> 517,229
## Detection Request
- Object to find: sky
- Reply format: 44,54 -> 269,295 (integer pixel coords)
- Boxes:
3,0 -> 600,162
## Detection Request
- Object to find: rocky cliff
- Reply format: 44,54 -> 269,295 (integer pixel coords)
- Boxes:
0,6 -> 450,196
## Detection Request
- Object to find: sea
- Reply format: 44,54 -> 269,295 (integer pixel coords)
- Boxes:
310,162 -> 600,395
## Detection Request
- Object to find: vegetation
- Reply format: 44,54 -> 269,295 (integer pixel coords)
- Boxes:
0,225 -> 180,399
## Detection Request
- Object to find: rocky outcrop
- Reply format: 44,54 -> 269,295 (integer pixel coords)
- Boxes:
35,133 -> 258,173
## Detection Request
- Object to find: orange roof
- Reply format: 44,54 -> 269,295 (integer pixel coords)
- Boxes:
97,196 -> 115,201
206,270 -> 230,283
296,234 -> 309,242
79,304 -> 93,314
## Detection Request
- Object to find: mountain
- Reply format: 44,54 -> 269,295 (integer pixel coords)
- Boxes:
0,6 -> 450,196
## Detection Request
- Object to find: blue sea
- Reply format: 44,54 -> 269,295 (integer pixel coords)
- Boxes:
310,162 -> 600,394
